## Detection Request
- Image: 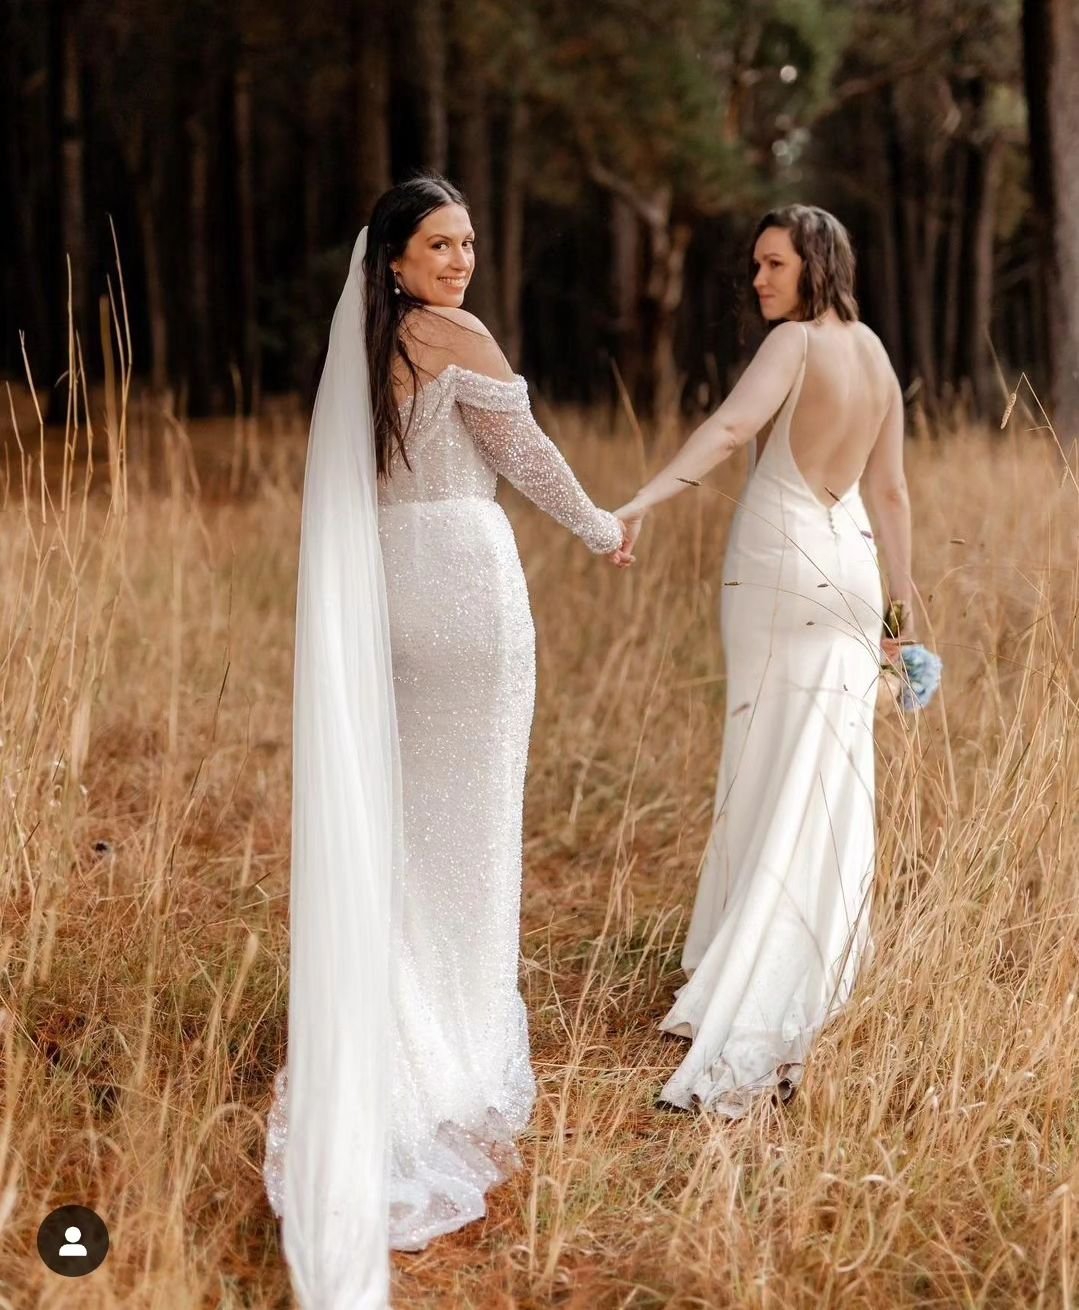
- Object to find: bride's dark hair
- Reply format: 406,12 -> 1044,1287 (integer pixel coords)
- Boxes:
750,204 -> 859,325
364,173 -> 469,479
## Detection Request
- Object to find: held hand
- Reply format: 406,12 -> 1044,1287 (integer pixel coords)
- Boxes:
881,634 -> 917,667
881,636 -> 903,667
606,524 -> 634,567
607,504 -> 645,568
881,598 -> 916,667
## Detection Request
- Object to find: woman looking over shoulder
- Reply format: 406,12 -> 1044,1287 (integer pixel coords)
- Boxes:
263,174 -> 623,1309
372,183 -> 624,555
616,204 -> 914,1116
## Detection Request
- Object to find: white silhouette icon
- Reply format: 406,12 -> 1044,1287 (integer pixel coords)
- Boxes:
59,1226 -> 88,1257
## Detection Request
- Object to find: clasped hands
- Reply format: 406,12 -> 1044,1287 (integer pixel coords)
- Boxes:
607,504 -> 644,569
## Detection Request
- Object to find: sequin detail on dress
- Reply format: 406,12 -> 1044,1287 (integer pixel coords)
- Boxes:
263,365 -> 619,1250
381,365 -> 622,555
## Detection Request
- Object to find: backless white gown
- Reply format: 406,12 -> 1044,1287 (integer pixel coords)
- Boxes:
659,325 -> 883,1113
264,364 -> 621,1245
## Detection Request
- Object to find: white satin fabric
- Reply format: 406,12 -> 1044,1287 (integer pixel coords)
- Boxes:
660,325 -> 883,1113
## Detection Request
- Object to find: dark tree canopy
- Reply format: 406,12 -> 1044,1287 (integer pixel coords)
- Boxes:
0,0 -> 1051,426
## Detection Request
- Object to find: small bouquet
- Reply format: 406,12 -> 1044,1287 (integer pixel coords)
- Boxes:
882,601 -> 943,712
894,644 -> 943,710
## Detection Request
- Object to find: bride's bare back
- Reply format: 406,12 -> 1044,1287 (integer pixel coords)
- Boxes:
621,310 -> 911,615
761,320 -> 898,504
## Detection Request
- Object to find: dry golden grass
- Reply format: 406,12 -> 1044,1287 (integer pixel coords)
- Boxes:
1,357 -> 1077,1309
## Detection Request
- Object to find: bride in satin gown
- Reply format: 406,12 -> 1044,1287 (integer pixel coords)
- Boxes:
615,205 -> 915,1115
263,174 -> 623,1306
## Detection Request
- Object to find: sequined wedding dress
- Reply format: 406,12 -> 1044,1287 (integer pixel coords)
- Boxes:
658,324 -> 883,1114
264,363 -> 621,1249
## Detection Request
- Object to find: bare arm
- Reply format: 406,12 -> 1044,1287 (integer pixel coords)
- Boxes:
861,376 -> 914,631
618,322 -> 806,520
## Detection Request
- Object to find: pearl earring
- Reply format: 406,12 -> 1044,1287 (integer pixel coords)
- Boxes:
393,271 -> 402,296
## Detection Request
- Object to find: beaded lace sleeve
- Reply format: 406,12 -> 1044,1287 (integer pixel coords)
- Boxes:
453,367 -> 622,554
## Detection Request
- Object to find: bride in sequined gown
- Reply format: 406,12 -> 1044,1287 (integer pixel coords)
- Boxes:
262,176 -> 623,1301
372,354 -> 620,1247
615,206 -> 913,1118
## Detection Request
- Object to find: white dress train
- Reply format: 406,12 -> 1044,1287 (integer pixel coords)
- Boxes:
659,325 -> 883,1114
264,364 -> 621,1247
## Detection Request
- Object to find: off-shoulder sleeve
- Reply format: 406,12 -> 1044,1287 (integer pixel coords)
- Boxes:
453,367 -> 622,555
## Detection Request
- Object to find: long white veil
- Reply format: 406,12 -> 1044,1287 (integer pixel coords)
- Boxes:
280,226 -> 401,1309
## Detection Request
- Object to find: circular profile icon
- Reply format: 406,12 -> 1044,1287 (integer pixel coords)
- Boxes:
37,1204 -> 109,1276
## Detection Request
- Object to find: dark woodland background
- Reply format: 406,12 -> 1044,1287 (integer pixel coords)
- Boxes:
3,0 -> 1078,432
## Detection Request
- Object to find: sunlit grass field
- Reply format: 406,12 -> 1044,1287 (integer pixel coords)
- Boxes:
1,356 -> 1076,1307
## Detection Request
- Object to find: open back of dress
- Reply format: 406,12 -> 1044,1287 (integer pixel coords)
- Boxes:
659,324 -> 884,1114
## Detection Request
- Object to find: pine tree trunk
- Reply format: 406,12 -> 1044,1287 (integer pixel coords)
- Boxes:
233,61 -> 259,410
941,141 -> 969,397
642,198 -> 691,420
889,84 -> 941,404
869,98 -> 904,376
452,19 -> 500,336
3,8 -> 49,368
355,0 -> 391,221
136,166 -> 169,395
414,0 -> 447,172
302,74 -> 320,273
969,137 -> 1003,417
610,195 -> 641,401
1023,0 -> 1079,440
499,96 -> 527,368
900,183 -> 938,401
881,95 -> 911,383
0,2 -> 12,360
59,4 -> 87,334
186,110 -> 212,413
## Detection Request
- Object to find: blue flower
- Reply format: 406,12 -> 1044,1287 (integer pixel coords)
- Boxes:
897,644 -> 943,711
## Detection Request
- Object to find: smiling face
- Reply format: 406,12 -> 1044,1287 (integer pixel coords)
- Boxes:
390,203 -> 475,307
751,225 -> 804,321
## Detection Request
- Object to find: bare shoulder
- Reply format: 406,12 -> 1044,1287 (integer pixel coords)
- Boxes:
753,319 -> 808,367
846,324 -> 902,427
766,319 -> 809,348
420,305 -> 493,337
402,305 -> 514,381
844,321 -> 897,389
849,319 -> 883,350
402,304 -> 491,350
850,321 -> 893,368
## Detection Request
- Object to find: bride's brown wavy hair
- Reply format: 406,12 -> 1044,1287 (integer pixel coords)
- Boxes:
364,173 -> 470,479
750,204 -> 859,325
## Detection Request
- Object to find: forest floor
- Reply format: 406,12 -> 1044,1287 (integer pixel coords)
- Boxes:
1,395 -> 1077,1308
